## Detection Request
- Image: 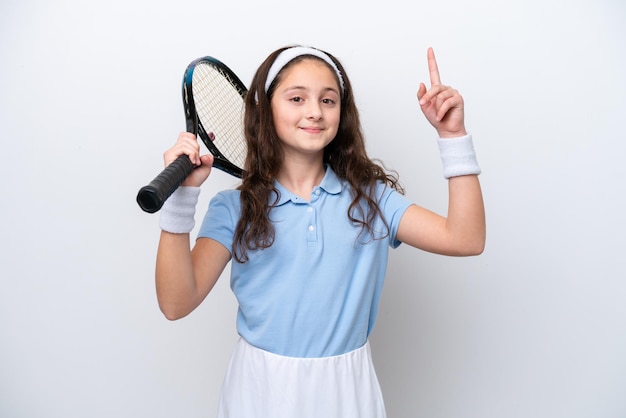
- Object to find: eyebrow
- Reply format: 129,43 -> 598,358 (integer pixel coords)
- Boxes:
281,85 -> 340,95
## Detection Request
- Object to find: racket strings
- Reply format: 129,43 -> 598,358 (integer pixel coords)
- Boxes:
192,63 -> 247,169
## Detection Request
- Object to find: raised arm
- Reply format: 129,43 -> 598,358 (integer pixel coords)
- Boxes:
155,132 -> 231,320
397,48 -> 485,256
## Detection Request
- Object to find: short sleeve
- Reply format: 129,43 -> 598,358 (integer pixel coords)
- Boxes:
377,184 -> 412,249
196,190 -> 241,253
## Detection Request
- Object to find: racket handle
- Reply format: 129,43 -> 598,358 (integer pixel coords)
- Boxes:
136,155 -> 196,213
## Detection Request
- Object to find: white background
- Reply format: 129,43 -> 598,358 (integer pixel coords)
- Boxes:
1,0 -> 625,417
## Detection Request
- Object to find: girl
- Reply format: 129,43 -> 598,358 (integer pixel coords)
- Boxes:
155,45 -> 485,418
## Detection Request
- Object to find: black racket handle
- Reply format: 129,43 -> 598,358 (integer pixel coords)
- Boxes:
136,155 -> 196,213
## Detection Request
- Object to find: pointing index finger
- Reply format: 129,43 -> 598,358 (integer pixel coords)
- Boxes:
427,47 -> 441,85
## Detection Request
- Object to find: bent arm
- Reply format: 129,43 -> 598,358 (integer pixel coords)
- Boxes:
404,49 -> 484,255
397,174 -> 485,256
156,234 -> 231,320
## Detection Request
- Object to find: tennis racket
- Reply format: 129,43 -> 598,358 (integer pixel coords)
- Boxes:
136,56 -> 248,213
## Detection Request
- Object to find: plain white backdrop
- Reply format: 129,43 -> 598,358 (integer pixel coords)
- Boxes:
1,0 -> 625,417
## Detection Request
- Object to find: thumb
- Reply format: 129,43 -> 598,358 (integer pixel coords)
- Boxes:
199,154 -> 214,167
182,154 -> 214,187
195,154 -> 214,177
417,82 -> 427,101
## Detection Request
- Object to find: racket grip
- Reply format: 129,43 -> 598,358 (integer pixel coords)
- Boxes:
136,155 -> 196,213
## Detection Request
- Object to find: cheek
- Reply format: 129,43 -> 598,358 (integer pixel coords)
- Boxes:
272,112 -> 292,141
329,110 -> 341,133
272,101 -> 293,123
270,104 -> 285,132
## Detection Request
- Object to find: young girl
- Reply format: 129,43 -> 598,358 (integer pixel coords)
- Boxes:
155,45 -> 485,418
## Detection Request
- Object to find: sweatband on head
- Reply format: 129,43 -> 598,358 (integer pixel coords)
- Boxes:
159,186 -> 201,234
264,46 -> 345,94
436,134 -> 482,179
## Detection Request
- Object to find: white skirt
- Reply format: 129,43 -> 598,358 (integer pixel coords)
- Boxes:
216,338 -> 387,418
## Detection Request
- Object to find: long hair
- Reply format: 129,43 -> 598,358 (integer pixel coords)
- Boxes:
233,46 -> 403,263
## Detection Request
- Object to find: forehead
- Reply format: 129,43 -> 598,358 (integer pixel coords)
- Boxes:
277,57 -> 340,88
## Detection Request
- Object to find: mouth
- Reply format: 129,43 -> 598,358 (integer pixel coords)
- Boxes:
301,126 -> 323,134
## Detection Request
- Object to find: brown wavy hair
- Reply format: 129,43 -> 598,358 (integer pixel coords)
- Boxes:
233,46 -> 404,263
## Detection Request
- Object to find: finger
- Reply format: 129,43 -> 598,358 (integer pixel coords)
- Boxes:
427,47 -> 442,86
177,131 -> 197,142
419,84 -> 449,106
178,132 -> 201,150
177,138 -> 201,156
165,149 -> 199,167
436,94 -> 463,121
433,87 -> 459,105
165,138 -> 201,166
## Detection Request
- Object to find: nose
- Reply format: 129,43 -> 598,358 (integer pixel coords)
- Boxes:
306,101 -> 322,120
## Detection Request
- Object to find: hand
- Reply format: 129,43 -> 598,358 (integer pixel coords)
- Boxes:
163,132 -> 214,187
417,48 -> 467,138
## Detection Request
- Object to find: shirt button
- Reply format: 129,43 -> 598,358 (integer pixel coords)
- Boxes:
307,207 -> 313,213
308,225 -> 315,231
315,190 -> 321,196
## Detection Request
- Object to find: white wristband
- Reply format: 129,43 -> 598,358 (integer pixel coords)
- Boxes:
159,186 -> 201,234
437,134 -> 481,179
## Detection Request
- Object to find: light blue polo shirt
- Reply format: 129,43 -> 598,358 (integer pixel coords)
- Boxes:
197,166 -> 412,358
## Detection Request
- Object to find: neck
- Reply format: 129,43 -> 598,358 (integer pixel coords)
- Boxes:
277,157 -> 326,199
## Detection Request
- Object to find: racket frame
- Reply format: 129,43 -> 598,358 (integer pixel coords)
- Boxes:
183,56 -> 247,178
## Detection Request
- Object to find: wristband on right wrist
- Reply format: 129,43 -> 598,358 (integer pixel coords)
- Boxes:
159,186 -> 201,234
436,134 -> 481,179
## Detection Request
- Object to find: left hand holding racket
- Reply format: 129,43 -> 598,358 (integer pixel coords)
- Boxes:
417,47 -> 467,138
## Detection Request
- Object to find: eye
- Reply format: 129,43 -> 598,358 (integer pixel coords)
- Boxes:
290,96 -> 304,103
322,98 -> 336,105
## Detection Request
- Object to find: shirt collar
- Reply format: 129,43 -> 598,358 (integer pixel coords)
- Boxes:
273,165 -> 343,206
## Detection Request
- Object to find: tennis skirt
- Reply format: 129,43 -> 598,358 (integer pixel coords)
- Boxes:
216,337 -> 387,418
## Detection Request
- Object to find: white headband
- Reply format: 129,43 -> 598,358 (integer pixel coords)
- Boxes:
264,46 -> 345,94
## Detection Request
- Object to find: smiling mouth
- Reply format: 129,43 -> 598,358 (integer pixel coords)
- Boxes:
301,126 -> 323,133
